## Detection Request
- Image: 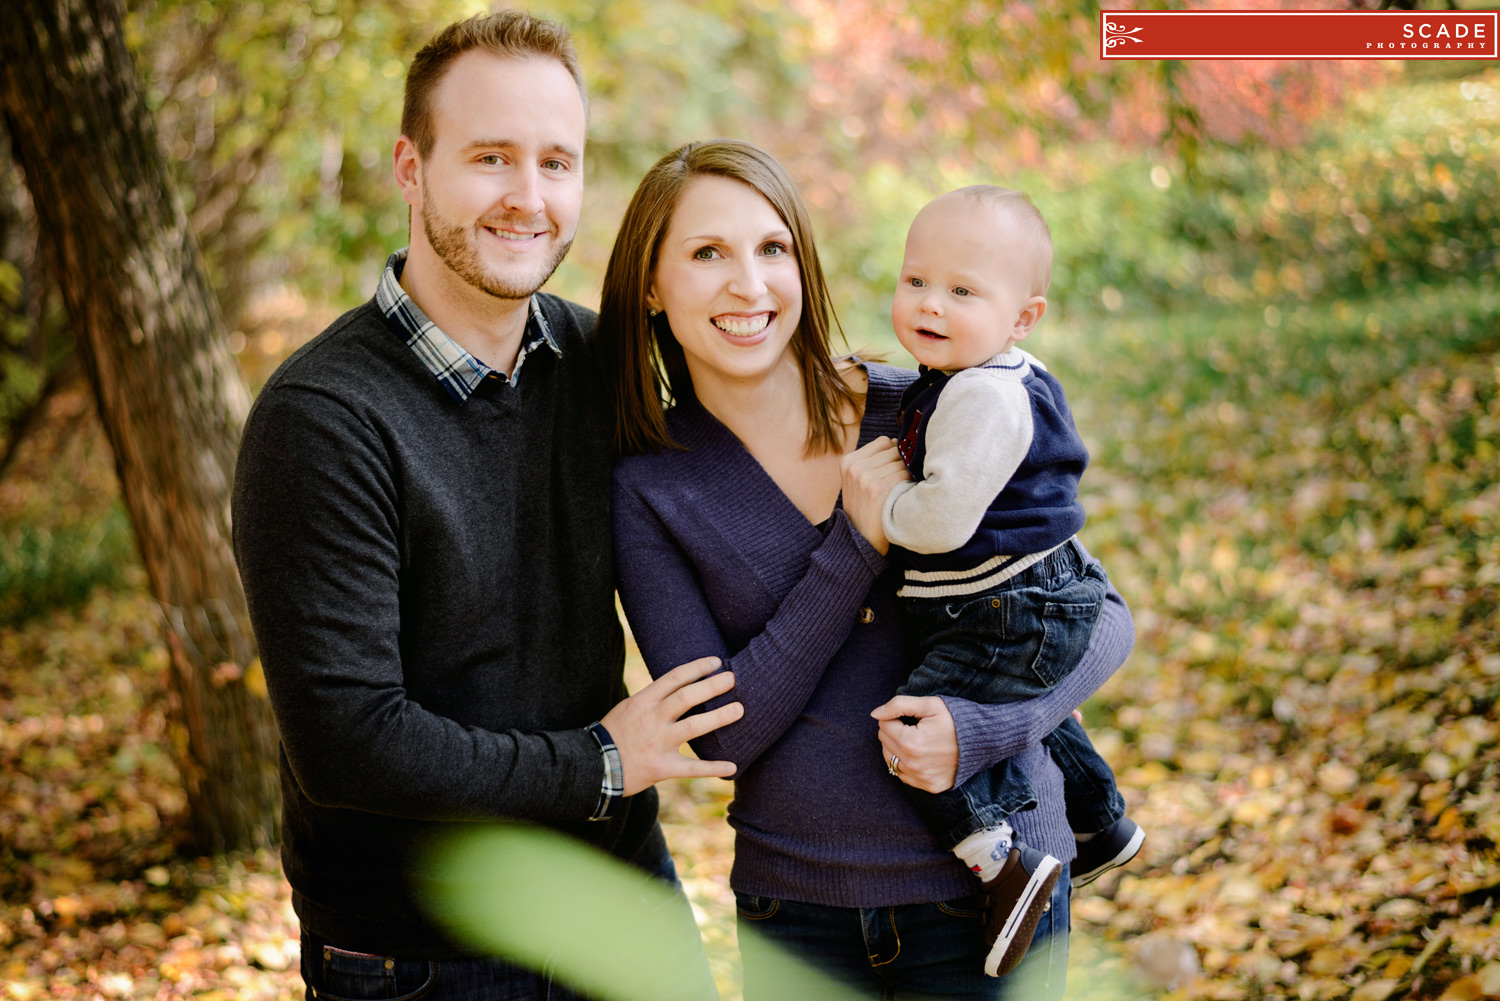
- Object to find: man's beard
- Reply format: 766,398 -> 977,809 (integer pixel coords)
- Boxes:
420,182 -> 572,301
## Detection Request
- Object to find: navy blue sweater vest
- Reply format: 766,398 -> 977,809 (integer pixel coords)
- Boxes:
895,363 -> 1088,570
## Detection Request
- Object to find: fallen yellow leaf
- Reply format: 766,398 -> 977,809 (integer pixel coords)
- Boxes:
1437,974 -> 1484,1001
1351,980 -> 1400,1001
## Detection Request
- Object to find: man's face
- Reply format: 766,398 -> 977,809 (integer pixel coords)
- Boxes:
413,51 -> 586,300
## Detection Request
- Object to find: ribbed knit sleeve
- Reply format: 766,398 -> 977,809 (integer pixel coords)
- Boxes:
944,563 -> 1134,788
614,482 -> 886,770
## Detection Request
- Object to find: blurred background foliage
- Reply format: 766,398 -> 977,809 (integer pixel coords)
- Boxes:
2,2 -> 1499,999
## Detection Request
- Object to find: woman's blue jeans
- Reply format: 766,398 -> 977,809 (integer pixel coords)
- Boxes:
736,864 -> 1071,1000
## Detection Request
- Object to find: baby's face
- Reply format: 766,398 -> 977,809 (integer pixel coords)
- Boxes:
892,198 -> 1042,371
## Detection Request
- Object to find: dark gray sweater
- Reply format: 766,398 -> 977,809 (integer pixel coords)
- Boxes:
233,295 -> 652,957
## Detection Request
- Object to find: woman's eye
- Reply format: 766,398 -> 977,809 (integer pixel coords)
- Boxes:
763,242 -> 790,257
693,247 -> 719,261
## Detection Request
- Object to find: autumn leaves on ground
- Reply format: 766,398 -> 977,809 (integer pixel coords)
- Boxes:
2,261 -> 1497,1001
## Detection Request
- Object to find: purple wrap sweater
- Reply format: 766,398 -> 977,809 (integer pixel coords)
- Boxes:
613,361 -> 1134,908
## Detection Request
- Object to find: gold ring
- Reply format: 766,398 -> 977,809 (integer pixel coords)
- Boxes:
888,755 -> 900,777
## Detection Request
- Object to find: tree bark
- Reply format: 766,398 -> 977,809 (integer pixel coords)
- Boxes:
0,0 -> 279,851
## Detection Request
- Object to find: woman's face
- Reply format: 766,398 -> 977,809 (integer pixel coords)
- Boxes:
648,175 -> 804,388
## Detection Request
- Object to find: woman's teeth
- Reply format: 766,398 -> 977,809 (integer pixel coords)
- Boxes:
712,314 -> 771,336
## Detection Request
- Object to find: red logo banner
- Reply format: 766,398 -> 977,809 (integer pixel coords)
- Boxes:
1100,10 -> 1499,60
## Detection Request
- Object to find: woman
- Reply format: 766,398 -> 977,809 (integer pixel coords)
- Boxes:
602,139 -> 1134,1000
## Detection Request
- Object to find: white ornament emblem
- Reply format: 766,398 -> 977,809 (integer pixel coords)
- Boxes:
1104,19 -> 1145,48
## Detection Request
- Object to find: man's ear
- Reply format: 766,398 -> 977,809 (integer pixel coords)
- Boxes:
393,136 -> 422,209
1011,296 -> 1047,343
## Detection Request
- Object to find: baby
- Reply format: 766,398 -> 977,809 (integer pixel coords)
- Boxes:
875,186 -> 1142,977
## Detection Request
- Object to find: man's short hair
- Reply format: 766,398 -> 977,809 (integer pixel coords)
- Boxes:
401,10 -> 587,159
951,184 -> 1053,297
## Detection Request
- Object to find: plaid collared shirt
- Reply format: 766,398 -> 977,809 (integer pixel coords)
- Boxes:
375,248 -> 561,403
585,722 -> 626,822
375,249 -> 622,821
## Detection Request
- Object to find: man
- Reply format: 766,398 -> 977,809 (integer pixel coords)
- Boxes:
232,12 -> 740,1000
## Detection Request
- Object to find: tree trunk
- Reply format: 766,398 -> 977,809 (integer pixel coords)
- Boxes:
0,0 -> 279,851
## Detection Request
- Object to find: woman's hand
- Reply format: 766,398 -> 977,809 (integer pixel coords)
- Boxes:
870,695 -> 959,793
840,436 -> 910,555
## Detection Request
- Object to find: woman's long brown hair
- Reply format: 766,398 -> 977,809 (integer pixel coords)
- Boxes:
600,139 -> 857,456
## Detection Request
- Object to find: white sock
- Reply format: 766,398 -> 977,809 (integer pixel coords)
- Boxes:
953,822 -> 1014,883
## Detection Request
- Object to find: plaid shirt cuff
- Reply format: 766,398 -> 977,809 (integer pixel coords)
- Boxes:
585,721 -> 625,822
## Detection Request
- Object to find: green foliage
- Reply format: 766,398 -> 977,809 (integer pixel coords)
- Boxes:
129,0 -> 483,322
0,505 -> 136,627
422,823 -> 866,1001
423,823 -> 1110,1001
0,260 -> 43,440
1052,276 -> 1500,485
0,260 -> 21,342
1169,73 -> 1500,305
907,0 -> 1136,142
1047,273 -> 1500,705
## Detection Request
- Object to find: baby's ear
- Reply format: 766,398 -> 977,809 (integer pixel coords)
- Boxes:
1012,296 -> 1047,342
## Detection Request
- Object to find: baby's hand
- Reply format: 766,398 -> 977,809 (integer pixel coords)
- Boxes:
840,436 -> 910,555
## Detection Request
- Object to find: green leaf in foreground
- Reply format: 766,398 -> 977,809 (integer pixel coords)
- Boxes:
420,823 -> 1149,1000
420,823 -> 850,1001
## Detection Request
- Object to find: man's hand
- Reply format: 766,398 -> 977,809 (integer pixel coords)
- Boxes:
870,695 -> 958,793
840,436 -> 910,555
602,656 -> 743,796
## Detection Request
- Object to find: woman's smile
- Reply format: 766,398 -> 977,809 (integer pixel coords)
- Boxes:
711,310 -> 775,339
712,311 -> 773,336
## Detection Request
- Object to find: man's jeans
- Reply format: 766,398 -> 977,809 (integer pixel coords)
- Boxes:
736,863 -> 1071,1000
300,933 -> 579,1001
900,540 -> 1124,848
299,844 -> 715,1001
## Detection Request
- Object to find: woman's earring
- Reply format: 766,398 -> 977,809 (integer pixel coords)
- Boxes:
648,308 -> 661,317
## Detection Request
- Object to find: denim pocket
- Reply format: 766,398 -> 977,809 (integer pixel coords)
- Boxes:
313,944 -> 437,1001
1024,573 -> 1106,688
735,893 -> 781,921
934,894 -> 984,920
